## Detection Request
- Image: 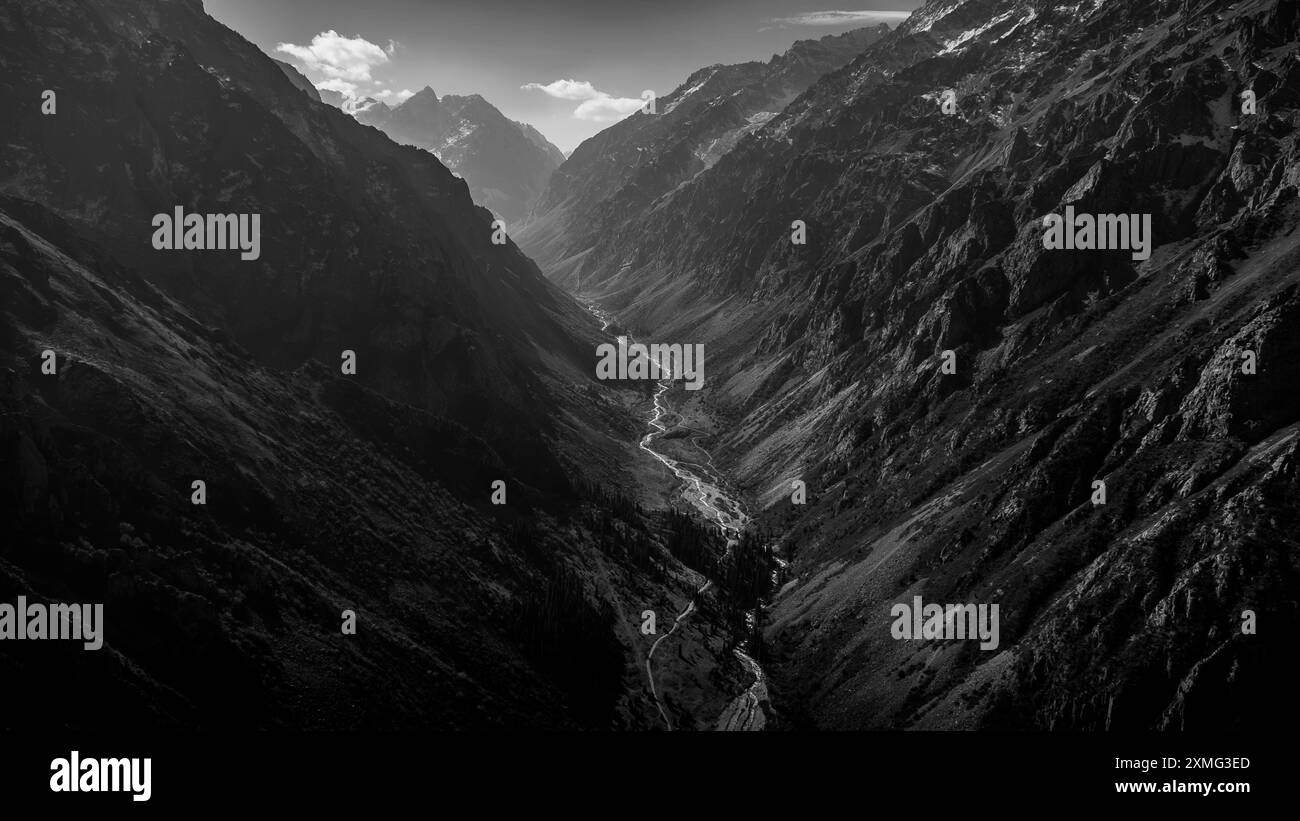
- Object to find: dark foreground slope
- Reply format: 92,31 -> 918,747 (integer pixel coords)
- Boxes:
0,0 -> 743,730
568,0 -> 1300,729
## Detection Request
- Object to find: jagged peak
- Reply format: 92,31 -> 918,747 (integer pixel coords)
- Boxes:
405,85 -> 439,105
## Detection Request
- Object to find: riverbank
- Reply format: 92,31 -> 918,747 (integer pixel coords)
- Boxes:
581,298 -> 772,731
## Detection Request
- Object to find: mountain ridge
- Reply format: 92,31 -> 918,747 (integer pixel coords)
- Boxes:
0,0 -> 753,731
543,0 -> 1300,730
346,84 -> 566,223
516,23 -> 893,283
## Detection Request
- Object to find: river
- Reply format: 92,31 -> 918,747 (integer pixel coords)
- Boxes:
584,301 -> 769,731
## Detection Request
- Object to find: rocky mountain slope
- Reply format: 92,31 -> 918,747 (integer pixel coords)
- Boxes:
517,24 -> 891,283
349,87 -> 566,224
0,0 -> 745,730
273,57 -> 322,103
562,0 -> 1300,730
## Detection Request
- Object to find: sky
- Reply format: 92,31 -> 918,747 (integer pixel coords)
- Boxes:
204,0 -> 923,153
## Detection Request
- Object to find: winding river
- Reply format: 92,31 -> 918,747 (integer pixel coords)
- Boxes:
584,301 -> 769,731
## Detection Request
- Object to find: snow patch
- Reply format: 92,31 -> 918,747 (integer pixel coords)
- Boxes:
663,69 -> 719,114
938,7 -> 1037,55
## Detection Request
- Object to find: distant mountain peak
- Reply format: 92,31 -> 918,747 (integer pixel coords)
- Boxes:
409,85 -> 439,103
350,82 -> 564,222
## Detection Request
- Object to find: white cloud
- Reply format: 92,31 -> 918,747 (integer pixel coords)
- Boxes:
765,9 -> 912,28
276,30 -> 393,83
522,78 -> 643,122
375,88 -> 415,105
574,96 -> 645,121
315,77 -> 359,97
521,79 -> 602,102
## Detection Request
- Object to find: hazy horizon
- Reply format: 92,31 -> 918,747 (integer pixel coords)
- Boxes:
204,0 -> 921,152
